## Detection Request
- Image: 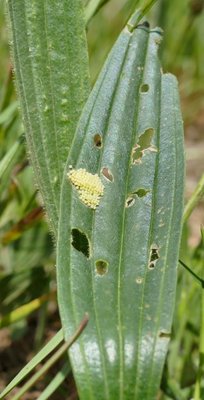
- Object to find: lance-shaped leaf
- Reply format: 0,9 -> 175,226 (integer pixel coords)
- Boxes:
7,0 -> 90,235
57,22 -> 184,400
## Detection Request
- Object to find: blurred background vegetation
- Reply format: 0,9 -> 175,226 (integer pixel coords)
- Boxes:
0,0 -> 204,398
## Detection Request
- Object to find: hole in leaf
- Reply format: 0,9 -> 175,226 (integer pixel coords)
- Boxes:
94,134 -> 102,148
148,244 -> 159,269
71,229 -> 90,259
132,128 -> 157,164
137,21 -> 150,29
101,167 -> 113,182
125,197 -> 135,208
140,84 -> 149,93
132,188 -> 149,198
95,260 -> 108,276
159,331 -> 171,339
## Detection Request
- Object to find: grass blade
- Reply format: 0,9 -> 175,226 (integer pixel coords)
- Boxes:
0,329 -> 63,399
10,315 -> 89,400
38,361 -> 70,400
183,173 -> 204,223
0,292 -> 55,328
85,0 -> 109,23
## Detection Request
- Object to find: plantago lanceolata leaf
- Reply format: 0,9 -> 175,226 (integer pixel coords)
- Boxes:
57,18 -> 184,400
7,0 -> 90,235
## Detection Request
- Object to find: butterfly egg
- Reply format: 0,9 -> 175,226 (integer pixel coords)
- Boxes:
68,168 -> 104,209
79,191 -> 100,210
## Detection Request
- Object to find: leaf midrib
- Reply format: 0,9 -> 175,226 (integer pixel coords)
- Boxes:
90,33 -> 133,400
115,32 -> 150,400
67,38 -> 131,400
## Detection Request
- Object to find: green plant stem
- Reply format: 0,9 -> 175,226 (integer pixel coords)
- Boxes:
127,0 -> 159,31
85,0 -> 109,23
183,173 -> 204,223
194,288 -> 204,399
179,259 -> 204,287
10,314 -> 89,400
34,301 -> 48,352
179,258 -> 204,398
37,361 -> 70,400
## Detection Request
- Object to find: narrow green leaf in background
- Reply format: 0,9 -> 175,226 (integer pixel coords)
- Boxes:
37,361 -> 70,400
0,292 -> 53,329
0,134 -> 23,181
85,0 -> 110,24
7,0 -> 90,235
0,329 -> 63,399
57,18 -> 184,400
0,100 -> 18,125
9,315 -> 88,400
183,172 -> 204,223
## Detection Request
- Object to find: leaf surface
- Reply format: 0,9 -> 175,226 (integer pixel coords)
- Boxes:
7,0 -> 90,234
57,23 -> 184,400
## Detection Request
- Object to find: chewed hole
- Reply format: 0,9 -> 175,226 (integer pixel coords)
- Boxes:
71,229 -> 90,259
132,188 -> 149,198
126,188 -> 149,208
94,134 -> 102,148
148,244 -> 159,269
101,167 -> 113,182
125,197 -> 135,208
137,21 -> 150,28
132,128 -> 157,164
159,331 -> 171,339
95,260 -> 108,276
140,84 -> 149,93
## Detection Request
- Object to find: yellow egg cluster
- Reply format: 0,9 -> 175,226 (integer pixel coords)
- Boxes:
68,168 -> 104,209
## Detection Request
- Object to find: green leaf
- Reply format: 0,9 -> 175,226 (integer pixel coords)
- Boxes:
183,172 -> 204,223
127,0 -> 159,31
0,329 -> 63,399
0,293 -> 52,328
38,361 -> 70,400
7,0 -> 90,235
0,135 -> 23,181
7,315 -> 88,400
0,101 -> 18,125
85,0 -> 109,24
57,21 -> 184,400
